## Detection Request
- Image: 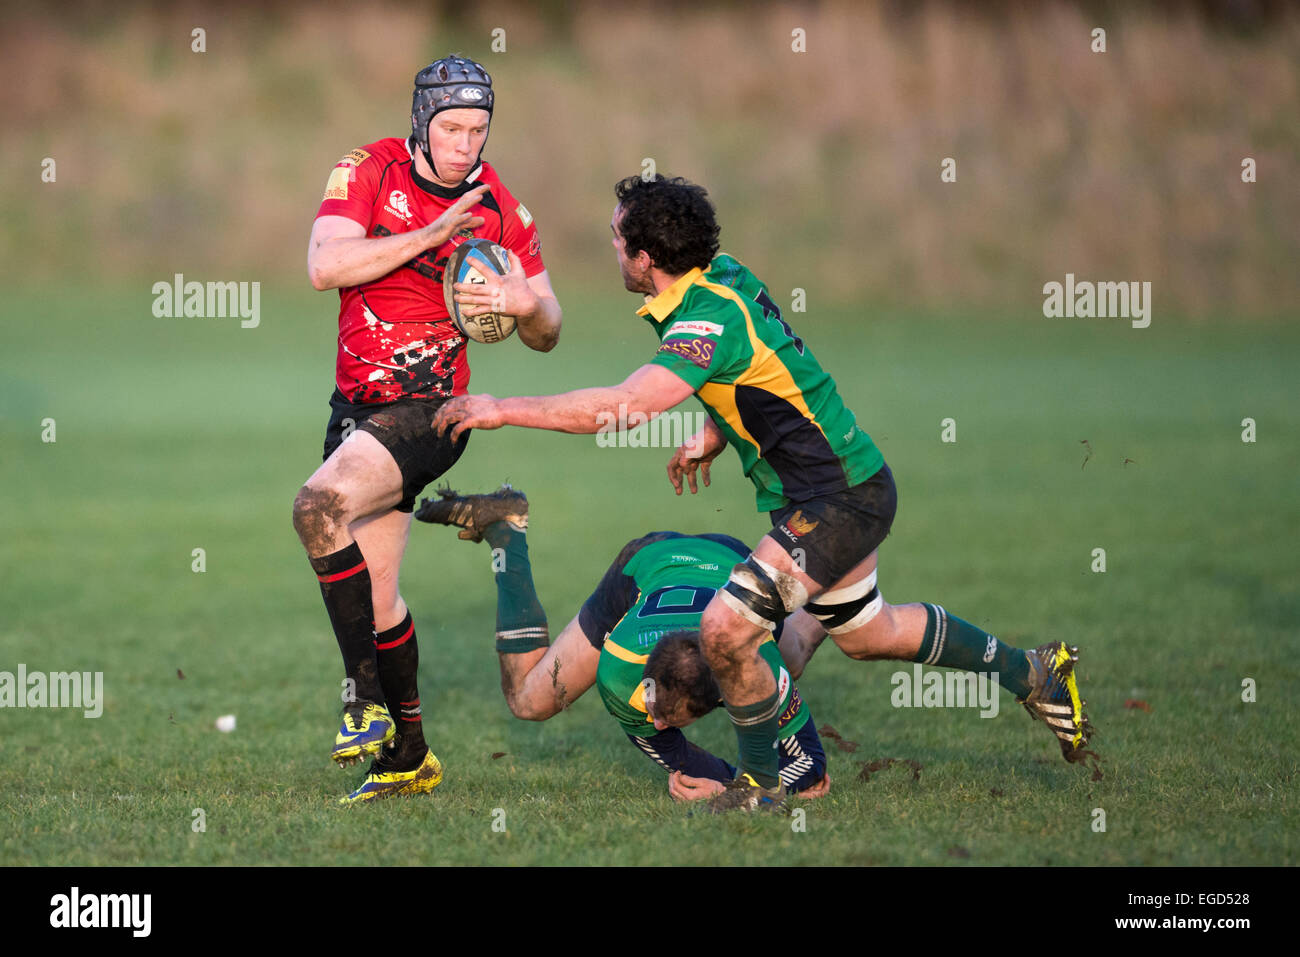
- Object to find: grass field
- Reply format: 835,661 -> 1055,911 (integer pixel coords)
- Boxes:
1,285 -> 1296,866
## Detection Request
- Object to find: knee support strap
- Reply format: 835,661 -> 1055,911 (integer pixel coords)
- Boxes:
805,570 -> 883,635
719,555 -> 810,632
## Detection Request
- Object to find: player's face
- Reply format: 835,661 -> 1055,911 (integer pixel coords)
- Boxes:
611,205 -> 654,295
423,109 -> 491,187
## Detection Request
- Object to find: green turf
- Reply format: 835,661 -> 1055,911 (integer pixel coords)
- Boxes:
1,285 -> 1296,865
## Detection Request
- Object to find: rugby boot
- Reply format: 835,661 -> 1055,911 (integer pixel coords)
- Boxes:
704,772 -> 788,815
414,484 -> 529,542
339,746 -> 443,805
1019,641 -> 1095,762
331,700 -> 396,767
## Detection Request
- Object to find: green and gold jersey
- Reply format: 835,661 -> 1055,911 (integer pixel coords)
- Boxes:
640,254 -> 884,512
577,532 -> 809,739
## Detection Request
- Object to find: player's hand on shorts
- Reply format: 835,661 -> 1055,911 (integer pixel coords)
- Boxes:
794,772 -> 831,800
454,249 -> 539,320
666,418 -> 726,495
433,393 -> 502,442
668,771 -> 727,803
424,184 -> 490,248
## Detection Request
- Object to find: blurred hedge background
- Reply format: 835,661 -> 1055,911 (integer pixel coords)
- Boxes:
2,0 -> 1296,317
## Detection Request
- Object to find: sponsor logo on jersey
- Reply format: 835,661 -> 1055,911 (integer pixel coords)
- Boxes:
634,628 -> 673,647
342,148 -> 371,167
666,319 -> 724,338
657,336 -> 715,369
515,202 -> 533,228
323,165 -> 351,201
785,510 -> 819,537
386,189 -> 412,221
777,667 -> 791,705
527,233 -> 541,258
778,684 -> 803,728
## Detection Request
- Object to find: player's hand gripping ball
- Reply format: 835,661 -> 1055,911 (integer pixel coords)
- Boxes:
443,238 -> 516,343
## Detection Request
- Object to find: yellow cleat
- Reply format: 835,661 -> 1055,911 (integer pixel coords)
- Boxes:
1019,642 -> 1096,762
339,749 -> 444,805
331,701 -> 396,766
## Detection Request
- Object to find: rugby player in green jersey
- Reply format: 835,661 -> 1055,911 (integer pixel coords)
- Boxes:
434,175 -> 1094,812
414,488 -> 830,802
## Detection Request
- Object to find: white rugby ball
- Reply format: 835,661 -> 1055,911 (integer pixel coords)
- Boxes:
443,238 -> 517,343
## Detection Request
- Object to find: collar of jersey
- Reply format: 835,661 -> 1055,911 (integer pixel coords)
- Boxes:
406,138 -> 486,199
636,267 -> 704,323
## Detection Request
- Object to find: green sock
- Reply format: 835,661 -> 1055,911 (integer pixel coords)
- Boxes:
726,692 -> 782,789
914,603 -> 1032,698
483,521 -> 549,654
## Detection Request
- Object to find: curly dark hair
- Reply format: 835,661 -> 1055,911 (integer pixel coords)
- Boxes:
642,630 -> 723,721
614,174 -> 720,276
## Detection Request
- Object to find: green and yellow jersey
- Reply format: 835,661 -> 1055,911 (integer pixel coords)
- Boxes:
640,254 -> 884,512
577,532 -> 823,791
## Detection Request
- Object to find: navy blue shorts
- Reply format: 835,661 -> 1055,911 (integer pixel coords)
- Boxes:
766,463 -> 897,587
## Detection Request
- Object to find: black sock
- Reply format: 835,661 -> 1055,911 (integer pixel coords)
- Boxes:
376,611 -> 427,763
310,542 -> 383,704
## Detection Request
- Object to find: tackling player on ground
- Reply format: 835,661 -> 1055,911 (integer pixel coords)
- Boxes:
433,175 -> 1093,812
418,488 -> 1095,807
415,487 -> 831,802
291,57 -> 561,805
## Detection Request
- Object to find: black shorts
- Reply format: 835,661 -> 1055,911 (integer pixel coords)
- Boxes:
766,463 -> 897,587
322,389 -> 469,512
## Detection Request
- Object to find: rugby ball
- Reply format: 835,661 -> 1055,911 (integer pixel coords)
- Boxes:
443,238 -> 516,343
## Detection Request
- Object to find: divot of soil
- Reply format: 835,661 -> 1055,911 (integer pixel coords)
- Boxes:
857,758 -> 922,782
1064,747 -> 1104,780
819,723 -> 860,753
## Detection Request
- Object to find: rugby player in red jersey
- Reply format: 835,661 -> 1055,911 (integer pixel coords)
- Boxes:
291,56 -> 561,804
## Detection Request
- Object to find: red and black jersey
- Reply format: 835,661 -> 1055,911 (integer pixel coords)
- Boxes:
315,137 -> 545,404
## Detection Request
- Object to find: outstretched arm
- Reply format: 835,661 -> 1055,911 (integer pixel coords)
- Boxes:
432,363 -> 696,442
